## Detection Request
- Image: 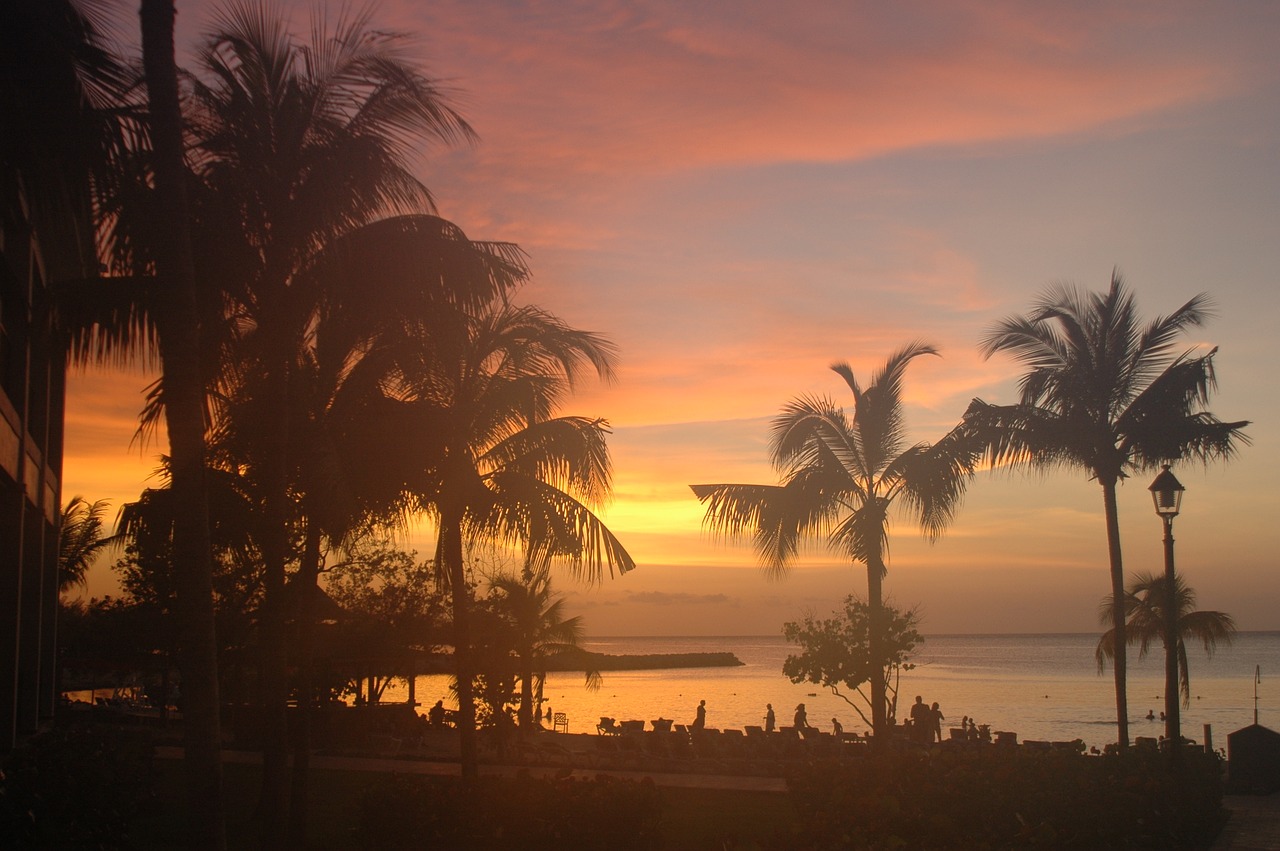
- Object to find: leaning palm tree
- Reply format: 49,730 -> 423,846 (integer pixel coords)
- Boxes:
397,301 -> 635,776
692,344 -> 980,741
489,568 -> 600,732
965,273 -> 1249,749
1096,571 -> 1236,734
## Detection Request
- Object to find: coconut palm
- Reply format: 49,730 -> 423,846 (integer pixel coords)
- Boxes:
137,8 -> 493,838
488,568 -> 600,732
1096,571 -> 1236,728
692,344 -> 980,741
965,273 -> 1249,749
395,301 -> 634,776
58,497 -> 115,594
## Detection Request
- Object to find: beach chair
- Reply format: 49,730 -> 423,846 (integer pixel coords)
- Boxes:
553,712 -> 569,733
596,716 -> 621,735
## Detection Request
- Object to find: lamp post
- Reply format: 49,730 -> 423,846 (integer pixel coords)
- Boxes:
1149,465 -> 1185,755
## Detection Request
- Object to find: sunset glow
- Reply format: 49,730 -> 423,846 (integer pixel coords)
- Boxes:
64,0 -> 1280,636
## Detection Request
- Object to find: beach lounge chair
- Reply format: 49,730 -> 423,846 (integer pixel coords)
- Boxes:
597,717 -> 621,735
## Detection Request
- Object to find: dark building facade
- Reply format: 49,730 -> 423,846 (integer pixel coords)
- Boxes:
0,171 -> 65,750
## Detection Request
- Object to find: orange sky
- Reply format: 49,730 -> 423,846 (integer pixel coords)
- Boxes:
65,0 -> 1280,635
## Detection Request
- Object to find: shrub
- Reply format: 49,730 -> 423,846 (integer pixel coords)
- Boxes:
0,724 -> 156,848
779,746 -> 1224,849
354,772 -> 662,849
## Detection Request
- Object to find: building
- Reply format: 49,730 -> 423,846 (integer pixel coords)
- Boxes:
0,170 -> 65,750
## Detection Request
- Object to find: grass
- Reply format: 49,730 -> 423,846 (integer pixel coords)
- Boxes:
133,759 -> 796,849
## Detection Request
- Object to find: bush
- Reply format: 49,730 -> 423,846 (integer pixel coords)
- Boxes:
0,724 -> 156,848
778,746 -> 1225,849
354,772 -> 663,850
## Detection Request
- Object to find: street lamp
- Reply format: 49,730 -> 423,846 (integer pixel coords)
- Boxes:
1149,465 -> 1185,755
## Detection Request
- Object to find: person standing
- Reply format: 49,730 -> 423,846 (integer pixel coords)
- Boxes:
794,703 -> 811,729
764,703 -> 776,732
930,701 -> 944,743
909,695 -> 929,742
832,717 -> 844,737
692,699 -> 706,731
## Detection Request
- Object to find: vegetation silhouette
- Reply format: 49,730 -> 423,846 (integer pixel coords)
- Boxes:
391,300 -> 634,775
58,497 -> 116,594
1095,571 -> 1236,718
487,567 -> 600,734
782,597 -> 922,732
692,343 -> 981,743
964,272 -> 1249,750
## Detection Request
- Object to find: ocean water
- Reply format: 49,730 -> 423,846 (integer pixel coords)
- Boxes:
383,632 -> 1280,751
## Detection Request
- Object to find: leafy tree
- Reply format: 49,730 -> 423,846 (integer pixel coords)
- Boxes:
966,273 -> 1249,749
783,597 -> 922,731
1096,571 -> 1236,713
693,344 -> 979,740
325,540 -> 449,704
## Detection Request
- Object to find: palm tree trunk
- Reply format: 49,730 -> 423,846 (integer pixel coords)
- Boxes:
1101,480 -> 1130,751
288,524 -> 323,844
439,517 -> 478,776
519,648 -> 534,732
866,556 -> 887,745
257,359 -> 292,846
138,3 -> 225,848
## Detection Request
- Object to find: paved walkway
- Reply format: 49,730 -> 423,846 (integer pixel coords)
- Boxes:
1212,793 -> 1280,851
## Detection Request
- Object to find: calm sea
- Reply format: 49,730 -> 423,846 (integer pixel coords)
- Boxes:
386,632 -> 1280,751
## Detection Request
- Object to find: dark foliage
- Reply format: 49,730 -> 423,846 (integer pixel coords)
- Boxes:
778,746 -> 1225,849
0,724 -> 156,848
354,773 -> 662,850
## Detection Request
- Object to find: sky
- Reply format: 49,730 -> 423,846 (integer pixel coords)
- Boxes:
64,0 -> 1280,636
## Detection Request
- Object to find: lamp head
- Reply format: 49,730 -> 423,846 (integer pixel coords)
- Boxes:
1149,465 -> 1185,518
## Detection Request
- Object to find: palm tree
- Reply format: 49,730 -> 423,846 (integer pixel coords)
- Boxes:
692,344 -> 980,741
1096,571 -> 1236,740
58,497 -> 115,594
149,8 -> 492,837
489,568 -> 599,732
397,301 -> 634,776
965,273 -> 1249,749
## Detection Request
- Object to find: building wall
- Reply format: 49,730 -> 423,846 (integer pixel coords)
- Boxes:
0,171 -> 64,750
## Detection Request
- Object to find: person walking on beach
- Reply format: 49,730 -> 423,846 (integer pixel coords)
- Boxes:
794,703 -> 811,729
692,699 -> 706,731
764,703 -> 776,732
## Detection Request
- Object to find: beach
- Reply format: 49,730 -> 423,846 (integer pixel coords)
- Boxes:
379,632 -> 1280,751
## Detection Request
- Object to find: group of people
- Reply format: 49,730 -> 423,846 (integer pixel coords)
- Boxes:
907,695 -> 945,743
689,700 -> 846,737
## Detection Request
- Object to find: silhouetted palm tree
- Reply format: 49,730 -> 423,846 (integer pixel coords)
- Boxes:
692,344 -> 980,741
399,301 -> 634,775
154,8 -> 486,837
57,497 -> 114,594
966,273 -> 1249,749
489,568 -> 599,732
1096,571 -> 1235,706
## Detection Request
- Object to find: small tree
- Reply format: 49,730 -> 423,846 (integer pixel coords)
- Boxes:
783,597 -> 922,731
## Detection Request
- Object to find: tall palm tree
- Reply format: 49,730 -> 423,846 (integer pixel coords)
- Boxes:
489,568 -> 599,732
692,344 -> 980,741
152,8 -> 488,838
965,273 -> 1249,749
1096,571 -> 1236,740
57,497 -> 114,594
397,301 -> 634,776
